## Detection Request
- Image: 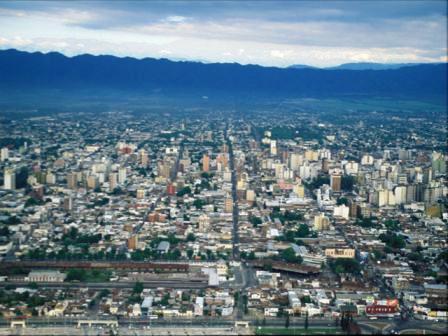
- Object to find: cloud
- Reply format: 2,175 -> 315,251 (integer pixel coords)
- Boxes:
165,15 -> 188,23
0,1 -> 446,67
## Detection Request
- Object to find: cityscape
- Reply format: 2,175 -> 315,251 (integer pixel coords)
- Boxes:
0,1 -> 447,335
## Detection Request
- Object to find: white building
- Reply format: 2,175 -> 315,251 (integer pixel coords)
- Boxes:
4,168 -> 15,190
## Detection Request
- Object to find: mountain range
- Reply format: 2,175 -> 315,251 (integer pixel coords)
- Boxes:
0,49 -> 446,99
288,62 -> 444,70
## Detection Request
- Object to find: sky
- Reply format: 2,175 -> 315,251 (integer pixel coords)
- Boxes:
0,0 -> 446,67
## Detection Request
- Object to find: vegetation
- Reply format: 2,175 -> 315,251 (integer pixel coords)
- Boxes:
255,327 -> 341,335
379,231 -> 406,249
329,258 -> 361,274
281,247 -> 303,264
249,216 -> 263,227
65,268 -> 111,282
176,186 -> 192,197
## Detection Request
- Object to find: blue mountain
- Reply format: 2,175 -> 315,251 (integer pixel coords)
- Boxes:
0,49 -> 446,98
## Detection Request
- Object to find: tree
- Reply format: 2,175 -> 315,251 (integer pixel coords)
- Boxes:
133,282 -> 143,294
296,224 -> 310,238
281,247 -> 302,264
186,233 -> 196,242
29,282 -> 38,290
379,231 -> 406,249
341,175 -> 355,191
176,186 -> 192,197
249,216 -> 262,227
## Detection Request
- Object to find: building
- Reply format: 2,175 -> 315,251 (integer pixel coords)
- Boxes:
27,270 -> 66,283
202,154 -> 210,172
139,149 -> 149,167
63,196 -> 73,211
67,172 -> 77,189
109,172 -> 118,191
331,174 -> 342,192
314,213 -> 330,231
1,147 -> 9,161
87,175 -> 98,189
136,189 -> 146,199
333,204 -> 349,219
157,241 -> 170,254
366,299 -> 399,317
325,248 -> 355,259
127,235 -> 138,250
194,297 -> 204,316
118,167 -> 127,184
224,196 -> 233,213
3,168 -> 16,190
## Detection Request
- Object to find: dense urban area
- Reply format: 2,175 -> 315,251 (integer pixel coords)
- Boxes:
0,103 -> 446,335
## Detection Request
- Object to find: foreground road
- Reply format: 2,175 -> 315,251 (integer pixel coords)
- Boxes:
0,280 -> 208,289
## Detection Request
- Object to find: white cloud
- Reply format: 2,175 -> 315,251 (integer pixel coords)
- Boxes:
165,15 -> 188,23
0,3 -> 445,67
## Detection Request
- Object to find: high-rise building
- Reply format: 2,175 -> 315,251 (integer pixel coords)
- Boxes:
46,171 -> 56,185
224,196 -> 233,213
109,172 -> 118,191
270,140 -> 277,156
330,174 -> 342,192
127,235 -> 138,250
118,167 -> 127,184
139,149 -> 149,167
63,196 -> 73,211
1,147 -> 9,162
136,189 -> 145,199
198,214 -> 210,232
166,183 -> 176,196
314,213 -> 330,231
67,172 -> 77,189
4,168 -> 16,190
87,175 -> 99,189
202,154 -> 210,172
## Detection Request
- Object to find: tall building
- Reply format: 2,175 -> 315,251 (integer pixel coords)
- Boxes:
0,147 -> 9,162
330,174 -> 342,192
127,235 -> 138,250
166,183 -> 176,196
202,154 -> 210,172
4,168 -> 16,190
109,172 -> 118,191
63,196 -> 73,211
118,167 -> 127,184
270,140 -> 277,156
198,214 -> 210,232
67,172 -> 77,189
136,189 -> 145,199
314,213 -> 330,231
139,149 -> 149,167
224,196 -> 233,213
87,175 -> 99,189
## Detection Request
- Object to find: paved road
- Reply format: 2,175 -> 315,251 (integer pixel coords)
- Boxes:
226,125 -> 240,261
1,315 -> 446,335
0,280 -> 208,289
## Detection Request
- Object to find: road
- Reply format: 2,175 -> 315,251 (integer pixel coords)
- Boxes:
1,314 -> 446,335
225,124 -> 240,261
0,280 -> 208,290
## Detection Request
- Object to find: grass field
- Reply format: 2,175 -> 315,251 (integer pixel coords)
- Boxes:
255,327 -> 342,335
